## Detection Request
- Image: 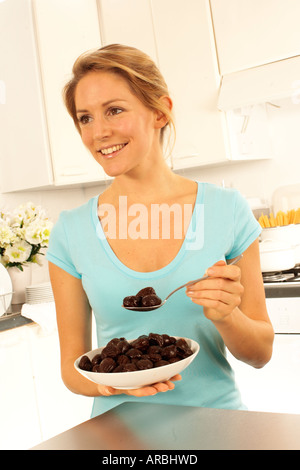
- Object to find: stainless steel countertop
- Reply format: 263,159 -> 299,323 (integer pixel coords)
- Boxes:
31,402 -> 300,450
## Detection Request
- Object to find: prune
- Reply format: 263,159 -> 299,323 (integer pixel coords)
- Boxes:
101,343 -> 118,359
123,295 -> 142,307
117,354 -> 130,365
162,344 -> 177,359
162,334 -> 176,346
123,363 -> 138,372
99,357 -> 116,373
78,334 -> 194,375
176,338 -> 193,357
123,287 -> 161,308
136,359 -> 153,370
78,355 -> 92,371
154,360 -> 170,367
116,339 -> 131,354
131,335 -> 149,351
136,287 -> 156,297
147,345 -> 162,355
141,294 -> 162,307
127,348 -> 142,359
149,333 -> 164,347
91,354 -> 102,366
148,353 -> 162,363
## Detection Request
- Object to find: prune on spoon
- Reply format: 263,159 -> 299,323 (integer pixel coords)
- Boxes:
136,287 -> 156,297
123,286 -> 161,308
141,294 -> 162,307
123,295 -> 142,307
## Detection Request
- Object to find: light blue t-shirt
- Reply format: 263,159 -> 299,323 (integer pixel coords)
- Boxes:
46,182 -> 261,417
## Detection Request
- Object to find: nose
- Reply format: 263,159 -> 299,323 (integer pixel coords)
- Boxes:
92,115 -> 112,141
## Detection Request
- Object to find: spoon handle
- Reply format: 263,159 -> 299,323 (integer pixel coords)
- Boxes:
164,254 -> 243,301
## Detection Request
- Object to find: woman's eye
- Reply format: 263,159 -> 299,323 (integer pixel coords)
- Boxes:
78,115 -> 92,125
108,107 -> 123,116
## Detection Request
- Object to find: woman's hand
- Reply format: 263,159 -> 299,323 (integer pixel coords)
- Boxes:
98,374 -> 182,397
186,260 -> 244,323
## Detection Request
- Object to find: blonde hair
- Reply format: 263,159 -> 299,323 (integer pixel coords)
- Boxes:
63,44 -> 175,150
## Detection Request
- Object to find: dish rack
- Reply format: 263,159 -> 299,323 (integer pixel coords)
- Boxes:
0,291 -> 13,316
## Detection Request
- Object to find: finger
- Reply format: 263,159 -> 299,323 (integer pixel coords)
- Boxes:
169,374 -> 182,382
99,385 -> 120,396
125,386 -> 158,397
152,382 -> 173,392
188,287 -> 242,312
206,264 -> 241,281
187,277 -> 235,295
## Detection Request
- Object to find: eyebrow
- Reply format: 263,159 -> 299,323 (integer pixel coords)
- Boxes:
76,99 -> 127,114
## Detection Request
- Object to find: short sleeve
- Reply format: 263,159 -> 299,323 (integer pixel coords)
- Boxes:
226,190 -> 261,259
46,212 -> 81,279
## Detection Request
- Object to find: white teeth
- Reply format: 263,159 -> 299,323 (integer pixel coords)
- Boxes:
100,144 -> 126,155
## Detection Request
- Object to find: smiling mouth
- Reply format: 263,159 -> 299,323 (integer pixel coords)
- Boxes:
99,143 -> 128,156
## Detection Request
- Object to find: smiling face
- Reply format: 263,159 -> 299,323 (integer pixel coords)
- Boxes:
74,71 -> 164,178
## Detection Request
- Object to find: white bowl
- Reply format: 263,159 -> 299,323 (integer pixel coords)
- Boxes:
74,336 -> 200,390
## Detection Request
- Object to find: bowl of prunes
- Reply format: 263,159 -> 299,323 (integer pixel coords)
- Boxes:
74,333 -> 200,389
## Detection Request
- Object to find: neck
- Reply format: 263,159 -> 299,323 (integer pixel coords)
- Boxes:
108,157 -> 179,204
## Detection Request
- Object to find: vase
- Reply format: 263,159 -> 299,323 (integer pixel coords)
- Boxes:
8,265 -> 32,305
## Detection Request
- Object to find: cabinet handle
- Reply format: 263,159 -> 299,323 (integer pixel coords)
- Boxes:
60,167 -> 88,176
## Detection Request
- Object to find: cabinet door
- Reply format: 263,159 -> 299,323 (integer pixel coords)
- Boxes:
210,0 -> 300,75
27,326 -> 93,442
0,0 -> 53,192
151,0 -> 229,168
98,0 -> 158,62
33,0 -> 107,186
0,328 -> 41,450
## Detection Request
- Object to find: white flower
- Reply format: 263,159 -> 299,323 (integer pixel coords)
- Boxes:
13,202 -> 45,227
0,202 -> 52,269
3,239 -> 32,264
0,223 -> 16,248
24,219 -> 53,246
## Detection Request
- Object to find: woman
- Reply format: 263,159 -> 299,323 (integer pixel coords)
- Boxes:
47,44 -> 274,417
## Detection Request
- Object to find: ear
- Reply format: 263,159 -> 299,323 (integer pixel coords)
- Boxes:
154,96 -> 173,129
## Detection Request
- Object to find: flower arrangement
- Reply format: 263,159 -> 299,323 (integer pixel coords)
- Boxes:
0,202 -> 53,271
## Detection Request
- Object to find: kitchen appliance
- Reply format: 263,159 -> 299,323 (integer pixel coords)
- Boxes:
227,266 -> 300,415
259,239 -> 296,273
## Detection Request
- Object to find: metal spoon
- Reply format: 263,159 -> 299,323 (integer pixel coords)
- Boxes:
122,254 -> 243,311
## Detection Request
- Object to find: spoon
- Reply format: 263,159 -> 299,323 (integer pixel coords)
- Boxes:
122,254 -> 243,311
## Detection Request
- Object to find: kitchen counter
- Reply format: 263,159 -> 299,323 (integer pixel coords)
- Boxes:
31,402 -> 300,450
0,304 -> 32,331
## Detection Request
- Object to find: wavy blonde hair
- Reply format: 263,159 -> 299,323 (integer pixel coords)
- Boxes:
63,44 -> 175,151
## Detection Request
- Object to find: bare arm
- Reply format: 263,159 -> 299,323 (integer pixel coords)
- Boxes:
49,262 -> 180,397
186,239 -> 274,368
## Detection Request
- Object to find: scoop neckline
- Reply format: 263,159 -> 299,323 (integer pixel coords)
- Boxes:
91,182 -> 203,279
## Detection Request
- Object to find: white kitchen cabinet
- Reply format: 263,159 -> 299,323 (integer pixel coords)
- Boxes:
0,0 -> 106,192
0,326 -> 41,450
0,324 -> 92,449
27,324 -> 93,443
151,0 -> 229,169
210,0 -> 300,75
98,0 -> 158,62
